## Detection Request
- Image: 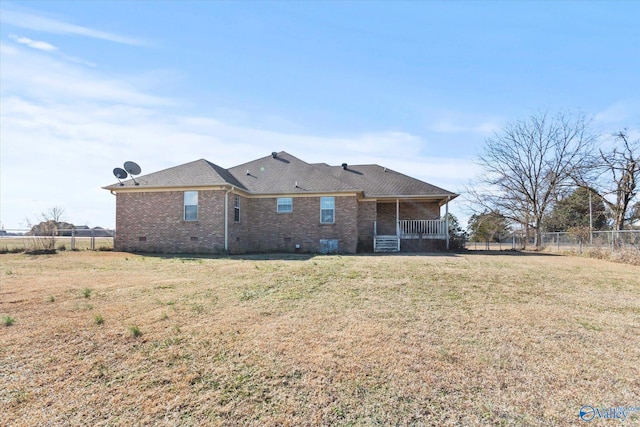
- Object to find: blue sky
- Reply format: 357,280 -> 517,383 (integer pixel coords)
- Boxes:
1,1 -> 639,229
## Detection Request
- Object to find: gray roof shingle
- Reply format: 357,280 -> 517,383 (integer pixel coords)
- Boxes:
314,164 -> 457,199
227,152 -> 359,194
103,151 -> 458,201
104,159 -> 243,189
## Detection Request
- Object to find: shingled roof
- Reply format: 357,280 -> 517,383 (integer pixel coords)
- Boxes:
103,159 -> 244,189
227,152 -> 358,194
104,151 -> 458,201
314,164 -> 456,199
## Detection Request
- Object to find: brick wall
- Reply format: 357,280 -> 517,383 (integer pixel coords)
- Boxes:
115,191 -> 359,254
228,195 -> 359,254
115,190 -> 226,253
357,201 -> 377,252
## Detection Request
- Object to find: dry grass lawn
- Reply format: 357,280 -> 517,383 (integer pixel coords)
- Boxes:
1,251 -> 638,426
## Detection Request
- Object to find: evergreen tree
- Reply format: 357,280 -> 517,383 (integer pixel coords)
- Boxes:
544,188 -> 607,232
467,211 -> 510,243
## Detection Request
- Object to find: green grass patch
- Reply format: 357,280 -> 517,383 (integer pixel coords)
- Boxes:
2,315 -> 15,326
128,325 -> 142,337
94,314 -> 104,325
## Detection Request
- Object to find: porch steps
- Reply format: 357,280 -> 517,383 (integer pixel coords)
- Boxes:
374,235 -> 399,252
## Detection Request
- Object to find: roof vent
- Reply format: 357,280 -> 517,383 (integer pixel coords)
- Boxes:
271,152 -> 278,158
341,163 -> 348,170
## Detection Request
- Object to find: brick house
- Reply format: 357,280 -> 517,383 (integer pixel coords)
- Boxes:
103,151 -> 458,254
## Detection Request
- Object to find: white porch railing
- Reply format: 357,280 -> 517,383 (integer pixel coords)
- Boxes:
398,219 -> 447,239
373,219 -> 447,252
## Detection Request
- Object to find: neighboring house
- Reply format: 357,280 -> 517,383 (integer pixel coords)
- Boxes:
103,151 -> 458,254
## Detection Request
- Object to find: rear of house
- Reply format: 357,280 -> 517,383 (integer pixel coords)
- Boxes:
104,152 -> 457,254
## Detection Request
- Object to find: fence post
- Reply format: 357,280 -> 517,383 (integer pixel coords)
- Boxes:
71,228 -> 75,250
557,232 -> 560,251
91,228 -> 95,251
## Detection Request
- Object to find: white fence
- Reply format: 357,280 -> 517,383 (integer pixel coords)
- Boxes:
0,228 -> 115,251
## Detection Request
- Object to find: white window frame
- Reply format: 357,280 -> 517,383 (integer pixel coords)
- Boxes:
184,191 -> 198,221
320,196 -> 335,224
277,197 -> 293,213
234,195 -> 241,223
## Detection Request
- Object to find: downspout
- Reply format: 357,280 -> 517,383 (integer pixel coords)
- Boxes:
224,186 -> 235,253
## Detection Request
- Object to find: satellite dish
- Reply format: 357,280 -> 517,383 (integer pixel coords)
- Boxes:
124,161 -> 141,176
113,167 -> 128,186
123,161 -> 141,186
113,168 -> 128,179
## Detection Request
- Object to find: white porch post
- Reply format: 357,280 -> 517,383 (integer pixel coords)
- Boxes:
396,199 -> 399,235
396,199 -> 400,251
445,197 -> 450,250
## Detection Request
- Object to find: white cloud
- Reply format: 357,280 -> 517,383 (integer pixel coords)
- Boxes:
9,34 -> 58,51
7,33 -> 96,67
1,42 -> 170,106
1,93 -> 471,229
0,40 -> 471,230
1,8 -> 147,46
594,100 -> 640,128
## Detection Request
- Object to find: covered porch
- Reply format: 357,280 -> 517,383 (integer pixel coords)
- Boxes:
372,198 -> 452,252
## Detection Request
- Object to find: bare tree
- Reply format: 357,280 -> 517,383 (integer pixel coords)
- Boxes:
472,111 -> 596,248
46,206 -> 66,224
579,130 -> 639,231
25,206 -> 67,252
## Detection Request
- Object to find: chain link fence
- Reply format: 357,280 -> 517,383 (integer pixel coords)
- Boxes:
468,230 -> 639,251
0,228 -> 115,252
467,229 -> 640,264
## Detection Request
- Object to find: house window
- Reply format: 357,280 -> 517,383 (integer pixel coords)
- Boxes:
234,195 -> 241,223
277,197 -> 292,213
320,196 -> 335,223
184,191 -> 198,221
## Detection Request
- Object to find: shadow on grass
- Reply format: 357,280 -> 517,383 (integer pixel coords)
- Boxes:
136,252 -> 317,262
121,249 -> 562,261
462,249 -> 563,257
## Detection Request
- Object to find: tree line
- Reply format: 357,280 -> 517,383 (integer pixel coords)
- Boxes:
467,111 -> 639,248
